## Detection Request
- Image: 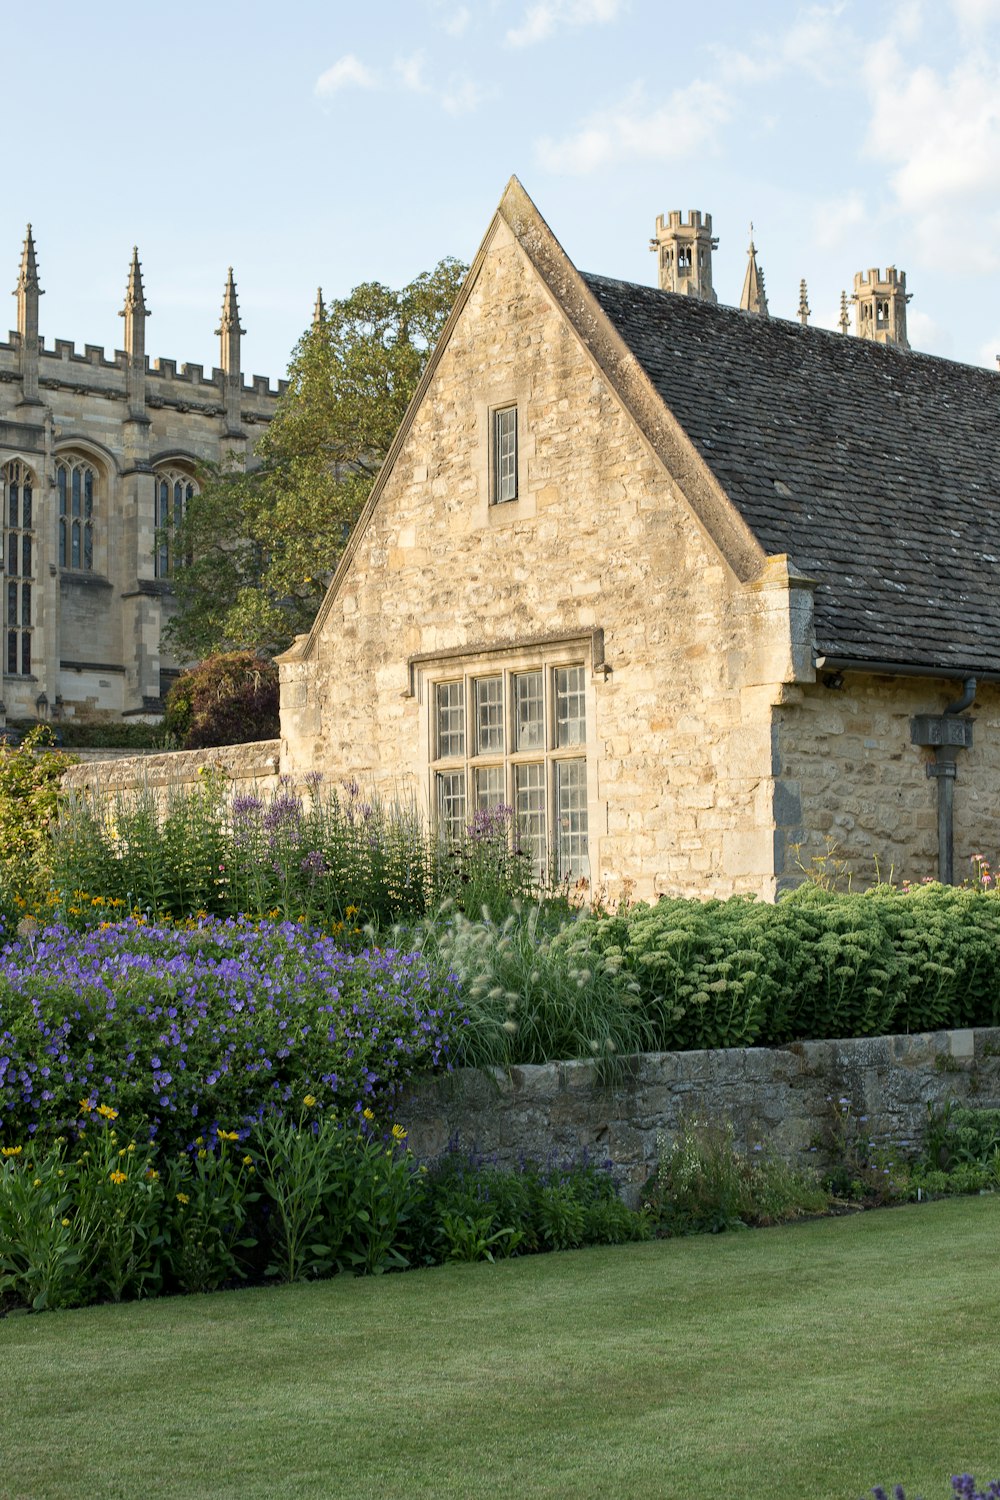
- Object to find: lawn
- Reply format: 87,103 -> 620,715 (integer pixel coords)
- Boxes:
1,1196 -> 998,1500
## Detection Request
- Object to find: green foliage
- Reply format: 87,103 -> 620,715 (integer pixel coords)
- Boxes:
0,727 -> 71,916
0,1142 -> 84,1311
419,903 -> 654,1069
166,258 -> 467,658
410,1150 -> 649,1264
11,719 -> 168,751
162,651 -> 279,749
647,1121 -> 828,1235
161,1140 -> 259,1295
253,1110 -> 416,1282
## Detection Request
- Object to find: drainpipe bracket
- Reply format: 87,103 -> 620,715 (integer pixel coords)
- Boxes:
910,714 -> 974,750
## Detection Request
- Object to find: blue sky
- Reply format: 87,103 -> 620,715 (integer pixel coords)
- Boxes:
5,0 -> 1000,379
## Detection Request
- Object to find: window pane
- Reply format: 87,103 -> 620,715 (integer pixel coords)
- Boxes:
7,533 -> 16,577
6,582 -> 16,627
6,630 -> 15,676
83,469 -> 93,519
475,676 -> 504,755
514,671 -> 544,751
514,762 -> 547,878
21,535 -> 30,578
71,523 -> 80,570
21,584 -> 30,629
58,467 -> 67,514
72,467 -> 81,517
83,524 -> 93,572
494,406 -> 517,504
475,765 -> 505,810
436,770 -> 467,845
556,759 -> 589,880
21,631 -> 29,676
435,680 -> 465,759
21,482 -> 31,529
59,519 -> 66,568
554,665 -> 586,747
7,481 -> 17,529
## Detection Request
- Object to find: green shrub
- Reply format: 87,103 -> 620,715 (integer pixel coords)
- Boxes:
163,651 -> 279,749
0,727 -> 71,916
647,1121 -> 828,1235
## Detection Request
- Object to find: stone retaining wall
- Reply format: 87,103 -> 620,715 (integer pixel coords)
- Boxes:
397,1025 -> 1000,1204
60,740 -> 281,800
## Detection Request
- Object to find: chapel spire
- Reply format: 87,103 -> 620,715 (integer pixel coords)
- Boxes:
216,267 -> 245,437
120,247 -> 150,421
739,227 -> 769,317
313,287 -> 327,330
12,224 -> 43,405
797,279 -> 811,326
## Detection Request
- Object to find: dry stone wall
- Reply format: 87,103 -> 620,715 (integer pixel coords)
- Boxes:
397,1025 -> 1000,1204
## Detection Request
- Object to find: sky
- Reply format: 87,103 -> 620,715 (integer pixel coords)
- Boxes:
4,0 -> 1000,381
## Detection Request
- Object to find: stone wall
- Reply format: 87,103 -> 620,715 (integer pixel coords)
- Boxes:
776,675 -> 1000,889
61,740 -> 281,800
397,1025 -> 1000,1204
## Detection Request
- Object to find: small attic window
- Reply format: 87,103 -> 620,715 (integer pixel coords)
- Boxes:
493,406 -> 518,504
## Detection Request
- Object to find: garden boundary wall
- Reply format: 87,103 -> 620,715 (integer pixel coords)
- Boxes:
60,740 -> 281,801
398,1025 -> 1000,1203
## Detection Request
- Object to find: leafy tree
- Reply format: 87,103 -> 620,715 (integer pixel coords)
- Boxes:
166,258 -> 467,658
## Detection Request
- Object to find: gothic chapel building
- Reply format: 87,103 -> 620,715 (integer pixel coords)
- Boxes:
0,228 -> 282,724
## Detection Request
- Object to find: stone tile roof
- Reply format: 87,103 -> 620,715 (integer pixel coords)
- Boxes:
583,271 -> 1000,676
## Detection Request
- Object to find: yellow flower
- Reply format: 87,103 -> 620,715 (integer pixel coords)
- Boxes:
345,905 -> 359,920
109,1170 -> 127,1185
303,1095 -> 316,1108
242,1155 -> 253,1167
216,1129 -> 239,1142
176,1192 -> 190,1205
146,1168 -> 159,1182
61,1218 -> 71,1227
79,1098 -> 93,1113
362,1108 -> 375,1122
391,1124 -> 408,1142
197,1149 -> 207,1160
32,1178 -> 42,1187
96,1104 -> 118,1120
1,1145 -> 22,1157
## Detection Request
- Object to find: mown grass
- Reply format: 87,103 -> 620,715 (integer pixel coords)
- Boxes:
1,1196 -> 998,1500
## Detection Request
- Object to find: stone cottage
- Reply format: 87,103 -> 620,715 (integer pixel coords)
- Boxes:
278,177 -> 1000,900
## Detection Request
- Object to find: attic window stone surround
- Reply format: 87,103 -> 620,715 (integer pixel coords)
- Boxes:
474,389 -> 534,528
413,631 -> 605,883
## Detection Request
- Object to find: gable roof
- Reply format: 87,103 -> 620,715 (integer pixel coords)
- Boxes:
583,272 -> 1000,678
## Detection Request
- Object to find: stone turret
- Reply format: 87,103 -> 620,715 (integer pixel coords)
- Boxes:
650,209 -> 718,303
313,287 -> 327,331
739,230 -> 768,317
120,247 -> 150,422
216,267 -> 245,436
852,266 -> 911,350
13,224 -> 43,405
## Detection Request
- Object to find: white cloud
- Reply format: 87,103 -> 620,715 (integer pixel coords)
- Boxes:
811,191 -> 868,251
536,79 -> 730,175
713,3 -> 852,86
314,54 -> 379,98
951,0 -> 1000,32
865,47 -> 1000,237
442,75 -> 492,114
394,51 -> 431,94
506,0 -> 625,49
442,5 -> 471,35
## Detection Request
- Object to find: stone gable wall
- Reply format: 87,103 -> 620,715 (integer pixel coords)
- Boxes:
397,1025 -> 1000,1204
281,221 -> 799,901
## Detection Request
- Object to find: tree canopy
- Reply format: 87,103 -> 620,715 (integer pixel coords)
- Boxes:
165,257 -> 467,659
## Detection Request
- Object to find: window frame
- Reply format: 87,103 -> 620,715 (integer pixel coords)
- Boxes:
1,458 -> 35,678
426,650 -> 592,882
491,404 -> 518,506
56,454 -> 98,574
153,467 -> 197,579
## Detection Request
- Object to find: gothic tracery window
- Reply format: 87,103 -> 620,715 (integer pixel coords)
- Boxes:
57,456 -> 96,572
154,469 -> 196,578
2,459 -> 35,676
